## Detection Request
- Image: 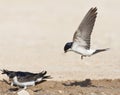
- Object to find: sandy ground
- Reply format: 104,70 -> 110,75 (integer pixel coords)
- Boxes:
0,79 -> 120,95
0,0 -> 120,95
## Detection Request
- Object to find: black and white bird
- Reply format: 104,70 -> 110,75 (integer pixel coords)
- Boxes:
64,7 -> 109,59
1,69 -> 51,89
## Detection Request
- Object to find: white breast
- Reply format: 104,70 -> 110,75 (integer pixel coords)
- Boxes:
13,76 -> 35,87
72,42 -> 95,56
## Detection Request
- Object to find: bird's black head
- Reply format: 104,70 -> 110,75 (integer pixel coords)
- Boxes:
8,73 -> 16,79
64,42 -> 73,53
1,69 -> 12,75
1,69 -> 16,78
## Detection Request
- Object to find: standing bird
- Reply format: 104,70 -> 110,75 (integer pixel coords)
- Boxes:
64,7 -> 109,59
1,69 -> 51,89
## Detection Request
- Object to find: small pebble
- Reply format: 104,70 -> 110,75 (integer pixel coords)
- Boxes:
17,90 -> 30,95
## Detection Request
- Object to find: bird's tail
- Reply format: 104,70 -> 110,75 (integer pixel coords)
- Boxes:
35,71 -> 52,83
40,71 -> 52,80
92,48 -> 110,55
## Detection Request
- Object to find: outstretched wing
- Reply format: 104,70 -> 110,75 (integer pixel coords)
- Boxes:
73,7 -> 97,49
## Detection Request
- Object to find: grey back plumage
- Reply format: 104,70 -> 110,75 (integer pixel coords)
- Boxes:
17,71 -> 50,82
73,7 -> 97,49
1,69 -> 51,82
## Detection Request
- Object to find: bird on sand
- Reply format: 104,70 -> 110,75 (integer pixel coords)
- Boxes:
64,7 -> 109,59
1,69 -> 51,89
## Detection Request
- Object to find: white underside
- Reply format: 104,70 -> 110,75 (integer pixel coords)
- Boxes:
12,76 -> 43,87
71,42 -> 96,56
12,76 -> 36,89
36,78 -> 42,82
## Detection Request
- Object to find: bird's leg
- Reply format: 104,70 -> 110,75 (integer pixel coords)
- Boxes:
81,56 -> 84,59
33,83 -> 35,86
23,86 -> 27,90
11,82 -> 14,86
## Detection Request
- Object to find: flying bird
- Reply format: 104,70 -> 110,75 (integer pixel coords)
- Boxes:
64,7 -> 109,59
1,69 -> 51,89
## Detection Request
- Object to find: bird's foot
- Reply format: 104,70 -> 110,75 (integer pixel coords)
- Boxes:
23,86 -> 27,90
11,82 -> 14,86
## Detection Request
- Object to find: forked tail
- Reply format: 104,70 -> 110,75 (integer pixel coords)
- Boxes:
35,71 -> 52,84
93,48 -> 110,55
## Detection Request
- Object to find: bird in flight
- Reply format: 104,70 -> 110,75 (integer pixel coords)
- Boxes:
64,7 -> 109,59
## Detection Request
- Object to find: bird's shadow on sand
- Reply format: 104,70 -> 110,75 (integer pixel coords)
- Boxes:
63,79 -> 96,87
